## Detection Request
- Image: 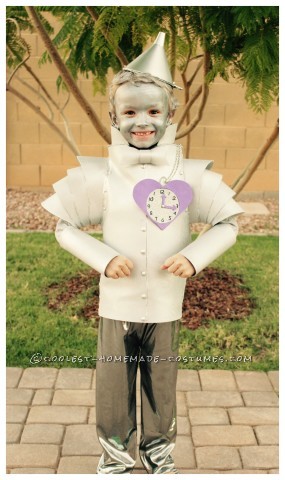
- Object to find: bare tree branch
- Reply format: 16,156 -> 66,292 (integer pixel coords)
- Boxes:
233,120 -> 279,197
86,6 -> 128,67
25,6 -> 111,144
176,8 -> 210,140
177,85 -> 202,130
7,84 -> 80,155
175,53 -> 209,139
169,10 -> 176,80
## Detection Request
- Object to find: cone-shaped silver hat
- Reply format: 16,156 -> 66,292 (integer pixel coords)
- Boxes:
123,32 -> 182,90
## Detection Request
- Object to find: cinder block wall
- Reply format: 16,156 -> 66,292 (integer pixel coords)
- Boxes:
6,28 -> 278,193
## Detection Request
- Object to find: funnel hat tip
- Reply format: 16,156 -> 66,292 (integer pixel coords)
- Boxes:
123,31 -> 182,90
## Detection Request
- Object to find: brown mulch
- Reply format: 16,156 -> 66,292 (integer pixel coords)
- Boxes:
45,267 -> 255,330
6,189 -> 279,235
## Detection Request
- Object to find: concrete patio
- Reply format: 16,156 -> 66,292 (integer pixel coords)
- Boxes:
6,367 -> 279,474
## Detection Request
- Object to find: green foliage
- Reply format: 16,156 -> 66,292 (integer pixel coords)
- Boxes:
6,6 -> 278,111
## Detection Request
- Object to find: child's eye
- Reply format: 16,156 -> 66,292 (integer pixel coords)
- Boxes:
124,110 -> 136,116
149,109 -> 160,115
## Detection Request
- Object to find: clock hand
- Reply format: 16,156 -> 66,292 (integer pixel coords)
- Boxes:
164,204 -> 177,211
160,194 -> 166,207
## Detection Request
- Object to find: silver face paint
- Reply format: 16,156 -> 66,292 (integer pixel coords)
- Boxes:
114,83 -> 170,149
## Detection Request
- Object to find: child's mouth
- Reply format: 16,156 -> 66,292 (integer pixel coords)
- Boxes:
131,131 -> 155,138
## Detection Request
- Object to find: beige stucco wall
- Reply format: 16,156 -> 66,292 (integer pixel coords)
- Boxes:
6,29 -> 279,193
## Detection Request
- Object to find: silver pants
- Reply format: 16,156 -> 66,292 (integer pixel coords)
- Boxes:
96,318 -> 180,474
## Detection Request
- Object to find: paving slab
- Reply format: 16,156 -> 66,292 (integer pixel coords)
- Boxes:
242,390 -> 279,406
177,415 -> 191,435
6,444 -> 60,468
239,445 -> 279,469
228,407 -> 279,425
6,367 -> 23,388
267,371 -> 279,392
192,425 -> 256,446
6,405 -> 29,423
176,391 -> 188,416
189,407 -> 229,425
10,468 -> 56,474
21,424 -> 65,444
27,405 -> 88,424
32,389 -> 53,405
62,424 -> 102,456
186,391 -> 243,407
52,389 -> 94,406
176,369 -> 200,391
55,368 -> 93,389
19,368 -> 58,389
234,371 -> 273,391
6,424 -> 23,444
91,370 -> 96,389
195,446 -> 242,469
199,370 -> 237,391
6,388 -> 34,405
88,406 -> 96,424
254,425 -> 279,445
172,436 -> 196,469
57,456 -> 100,474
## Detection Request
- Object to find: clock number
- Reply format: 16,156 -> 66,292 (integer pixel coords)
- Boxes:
172,196 -> 177,201
168,216 -> 172,221
149,211 -> 153,216
161,218 -> 164,222
173,211 -> 177,215
148,196 -> 154,202
160,189 -> 165,194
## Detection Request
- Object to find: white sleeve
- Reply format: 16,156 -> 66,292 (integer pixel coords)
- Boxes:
179,169 -> 244,275
180,216 -> 238,275
55,219 -> 119,275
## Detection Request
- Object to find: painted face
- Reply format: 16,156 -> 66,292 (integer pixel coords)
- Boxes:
113,83 -> 170,149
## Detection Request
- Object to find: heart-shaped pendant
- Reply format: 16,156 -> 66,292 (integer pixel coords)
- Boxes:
133,179 -> 193,230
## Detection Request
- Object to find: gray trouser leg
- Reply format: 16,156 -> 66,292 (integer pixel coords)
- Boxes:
96,318 -> 180,474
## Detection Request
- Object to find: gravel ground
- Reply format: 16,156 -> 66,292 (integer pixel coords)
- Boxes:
6,189 -> 279,235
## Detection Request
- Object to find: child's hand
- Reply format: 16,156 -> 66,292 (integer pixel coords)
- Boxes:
161,253 -> 195,278
105,255 -> 134,279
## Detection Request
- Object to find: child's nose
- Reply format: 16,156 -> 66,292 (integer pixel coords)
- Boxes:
135,112 -> 149,127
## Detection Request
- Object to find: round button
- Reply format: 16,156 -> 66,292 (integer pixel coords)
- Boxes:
141,294 -> 147,299
141,271 -> 146,276
140,249 -> 146,255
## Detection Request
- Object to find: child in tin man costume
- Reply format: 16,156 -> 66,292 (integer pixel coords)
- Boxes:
42,33 -> 244,474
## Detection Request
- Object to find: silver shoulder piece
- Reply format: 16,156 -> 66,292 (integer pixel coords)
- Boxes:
183,159 -> 244,225
183,159 -> 214,223
41,157 -> 108,227
199,169 -> 244,225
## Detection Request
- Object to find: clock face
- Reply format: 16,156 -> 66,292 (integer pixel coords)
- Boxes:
146,188 -> 180,225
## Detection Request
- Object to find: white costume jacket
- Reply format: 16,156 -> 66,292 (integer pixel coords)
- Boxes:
42,125 -> 243,323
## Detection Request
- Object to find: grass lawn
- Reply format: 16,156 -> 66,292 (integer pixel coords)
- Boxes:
6,232 -> 278,371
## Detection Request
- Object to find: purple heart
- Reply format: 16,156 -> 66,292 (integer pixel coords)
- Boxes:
133,179 -> 193,230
